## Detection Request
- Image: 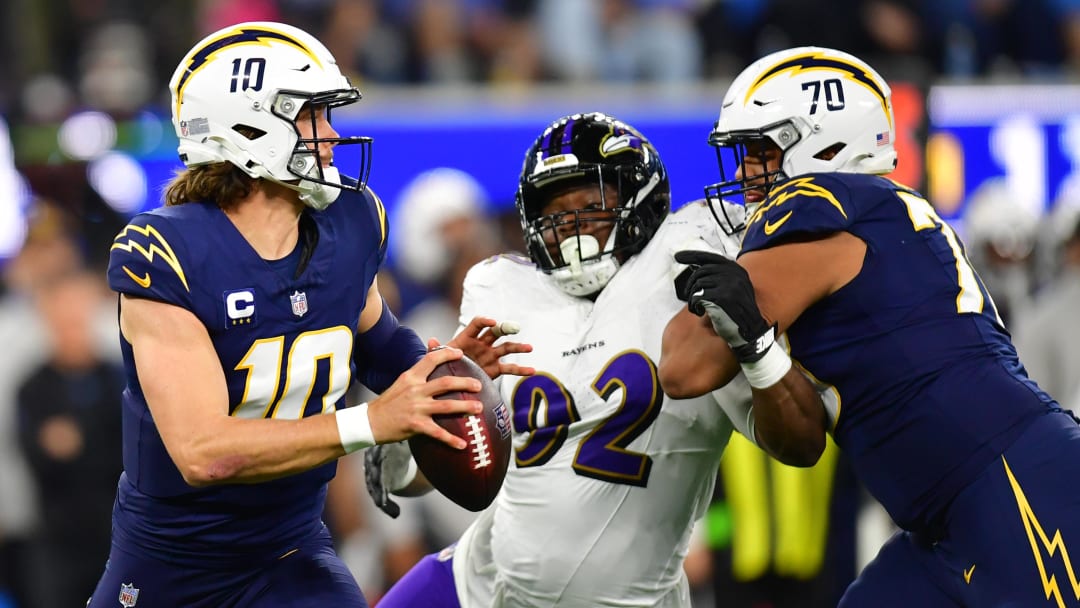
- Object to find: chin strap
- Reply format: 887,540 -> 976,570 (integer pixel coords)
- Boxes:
247,161 -> 342,210
296,166 -> 342,210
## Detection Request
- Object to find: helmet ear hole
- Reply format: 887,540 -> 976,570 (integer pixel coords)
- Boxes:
813,142 -> 846,161
233,125 -> 267,140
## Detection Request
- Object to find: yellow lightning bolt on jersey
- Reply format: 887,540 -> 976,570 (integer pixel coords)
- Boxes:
110,222 -> 190,292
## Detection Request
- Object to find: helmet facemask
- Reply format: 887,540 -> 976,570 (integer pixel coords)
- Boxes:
521,167 -> 648,297
705,121 -> 800,234
270,88 -> 372,209
516,112 -> 670,297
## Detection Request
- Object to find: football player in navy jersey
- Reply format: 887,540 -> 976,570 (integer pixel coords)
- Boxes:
87,21 -> 530,608
661,46 -> 1080,607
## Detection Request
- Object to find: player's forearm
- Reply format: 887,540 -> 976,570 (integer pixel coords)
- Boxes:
751,368 -> 827,467
659,308 -> 741,398
175,412 -> 347,486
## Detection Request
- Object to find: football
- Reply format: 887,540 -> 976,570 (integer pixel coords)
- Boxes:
408,354 -> 512,511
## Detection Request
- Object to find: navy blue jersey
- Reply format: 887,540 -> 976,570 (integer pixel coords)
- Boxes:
105,184 -> 387,564
740,172 -> 1058,532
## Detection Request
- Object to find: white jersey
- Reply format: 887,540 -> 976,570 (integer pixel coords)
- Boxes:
451,200 -> 754,608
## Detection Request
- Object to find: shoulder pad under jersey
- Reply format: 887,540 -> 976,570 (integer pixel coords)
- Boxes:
741,173 -> 855,254
108,211 -> 195,310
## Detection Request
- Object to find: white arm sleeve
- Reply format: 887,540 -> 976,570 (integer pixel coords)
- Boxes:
710,372 -> 757,445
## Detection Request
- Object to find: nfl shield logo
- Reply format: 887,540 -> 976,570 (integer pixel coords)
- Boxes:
289,290 -> 309,317
119,583 -> 140,607
493,402 -> 511,439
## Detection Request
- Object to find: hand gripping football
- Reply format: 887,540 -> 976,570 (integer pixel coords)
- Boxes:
408,354 -> 512,511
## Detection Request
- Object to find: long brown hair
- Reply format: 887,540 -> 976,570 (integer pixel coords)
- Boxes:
163,163 -> 258,210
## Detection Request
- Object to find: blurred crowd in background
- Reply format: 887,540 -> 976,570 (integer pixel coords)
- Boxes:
3,1 -> 1080,607
3,0 -> 1080,121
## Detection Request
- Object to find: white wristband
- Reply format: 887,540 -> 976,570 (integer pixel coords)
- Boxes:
741,345 -> 792,389
336,402 -> 376,454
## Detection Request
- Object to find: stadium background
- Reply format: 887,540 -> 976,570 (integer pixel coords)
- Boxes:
1,1 -> 1079,607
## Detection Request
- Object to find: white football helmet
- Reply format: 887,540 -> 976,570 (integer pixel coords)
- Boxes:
707,46 -> 896,232
168,22 -> 371,210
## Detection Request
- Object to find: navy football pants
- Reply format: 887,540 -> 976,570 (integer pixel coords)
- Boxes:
841,411 -> 1080,607
87,526 -> 366,607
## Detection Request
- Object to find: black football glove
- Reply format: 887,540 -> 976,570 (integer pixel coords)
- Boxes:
673,250 -> 778,363
363,442 -> 414,519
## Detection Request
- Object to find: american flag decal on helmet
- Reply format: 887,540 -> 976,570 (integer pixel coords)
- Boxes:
876,131 -> 890,146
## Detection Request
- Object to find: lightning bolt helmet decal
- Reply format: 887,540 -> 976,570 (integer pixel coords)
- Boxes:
745,51 -> 892,129
173,26 -> 322,117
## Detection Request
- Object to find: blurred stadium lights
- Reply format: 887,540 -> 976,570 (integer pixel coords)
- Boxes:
87,152 -> 148,215
57,111 -> 117,161
0,117 -> 30,260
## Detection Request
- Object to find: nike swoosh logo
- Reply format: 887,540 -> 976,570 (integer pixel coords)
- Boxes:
122,266 -> 151,288
692,289 -> 705,298
763,210 -> 794,235
963,565 -> 975,584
